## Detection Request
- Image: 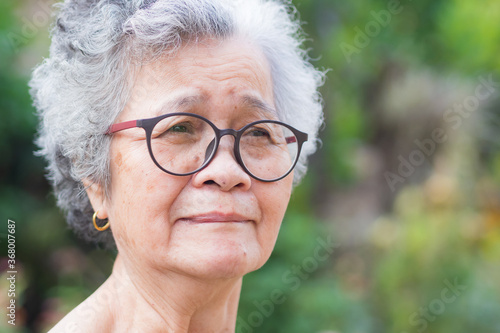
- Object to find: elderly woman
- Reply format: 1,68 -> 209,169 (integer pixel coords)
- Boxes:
31,0 -> 323,331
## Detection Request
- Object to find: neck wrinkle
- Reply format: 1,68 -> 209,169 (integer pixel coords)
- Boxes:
108,254 -> 242,333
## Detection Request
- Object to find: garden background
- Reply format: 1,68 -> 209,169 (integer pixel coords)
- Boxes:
1,0 -> 499,332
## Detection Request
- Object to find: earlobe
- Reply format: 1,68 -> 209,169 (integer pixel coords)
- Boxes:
83,179 -> 109,219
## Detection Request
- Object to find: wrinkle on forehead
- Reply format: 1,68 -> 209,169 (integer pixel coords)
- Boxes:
151,92 -> 277,119
122,37 -> 275,121
151,37 -> 272,95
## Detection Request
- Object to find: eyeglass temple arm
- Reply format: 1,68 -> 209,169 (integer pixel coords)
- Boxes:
288,131 -> 308,144
105,120 -> 139,134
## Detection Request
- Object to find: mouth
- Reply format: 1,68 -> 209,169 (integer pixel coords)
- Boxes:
176,212 -> 253,224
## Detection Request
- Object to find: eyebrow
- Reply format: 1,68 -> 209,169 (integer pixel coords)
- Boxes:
155,94 -> 207,116
153,93 -> 277,119
108,93 -> 278,134
240,95 -> 278,118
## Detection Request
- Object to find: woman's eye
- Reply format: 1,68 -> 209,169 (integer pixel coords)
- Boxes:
153,122 -> 193,139
168,124 -> 189,133
249,129 -> 269,137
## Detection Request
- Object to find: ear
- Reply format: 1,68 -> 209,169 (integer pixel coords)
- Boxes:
83,179 -> 109,219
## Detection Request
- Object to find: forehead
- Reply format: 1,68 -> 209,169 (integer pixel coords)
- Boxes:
122,38 -> 275,121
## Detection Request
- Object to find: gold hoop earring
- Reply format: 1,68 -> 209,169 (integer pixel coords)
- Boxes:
93,211 -> 110,231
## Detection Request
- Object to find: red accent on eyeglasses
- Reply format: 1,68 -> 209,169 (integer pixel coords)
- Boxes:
106,120 -> 138,134
286,136 -> 297,144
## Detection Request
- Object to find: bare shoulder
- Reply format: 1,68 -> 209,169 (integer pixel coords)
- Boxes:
48,285 -> 115,333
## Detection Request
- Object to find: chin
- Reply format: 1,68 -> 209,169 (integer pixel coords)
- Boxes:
170,232 -> 268,280
202,241 -> 265,279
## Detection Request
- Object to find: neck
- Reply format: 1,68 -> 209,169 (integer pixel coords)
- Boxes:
104,254 -> 242,332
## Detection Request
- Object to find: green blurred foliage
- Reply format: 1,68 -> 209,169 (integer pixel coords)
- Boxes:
1,0 -> 500,332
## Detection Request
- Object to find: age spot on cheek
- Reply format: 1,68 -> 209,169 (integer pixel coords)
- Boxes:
115,152 -> 123,167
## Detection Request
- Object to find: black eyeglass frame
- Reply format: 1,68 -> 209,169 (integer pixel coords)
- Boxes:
106,112 -> 308,182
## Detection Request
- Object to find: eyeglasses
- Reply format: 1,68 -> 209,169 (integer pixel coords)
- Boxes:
106,113 -> 308,182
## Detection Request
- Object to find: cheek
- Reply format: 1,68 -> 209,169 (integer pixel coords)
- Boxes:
106,143 -> 187,255
255,177 -> 293,249
261,176 -> 293,216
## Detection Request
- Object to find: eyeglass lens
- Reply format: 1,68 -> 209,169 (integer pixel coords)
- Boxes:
149,115 -> 299,181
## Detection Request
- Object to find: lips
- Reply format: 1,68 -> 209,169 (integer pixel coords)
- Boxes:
176,212 -> 253,224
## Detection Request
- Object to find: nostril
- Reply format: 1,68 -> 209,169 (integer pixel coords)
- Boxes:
204,180 -> 216,185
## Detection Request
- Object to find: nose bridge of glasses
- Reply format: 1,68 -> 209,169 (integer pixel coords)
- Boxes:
206,128 -> 241,165
218,128 -> 239,139
215,128 -> 238,152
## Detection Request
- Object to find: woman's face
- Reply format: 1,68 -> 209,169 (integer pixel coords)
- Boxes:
95,38 -> 293,279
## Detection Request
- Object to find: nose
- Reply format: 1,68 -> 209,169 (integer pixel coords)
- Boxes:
191,135 -> 252,191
